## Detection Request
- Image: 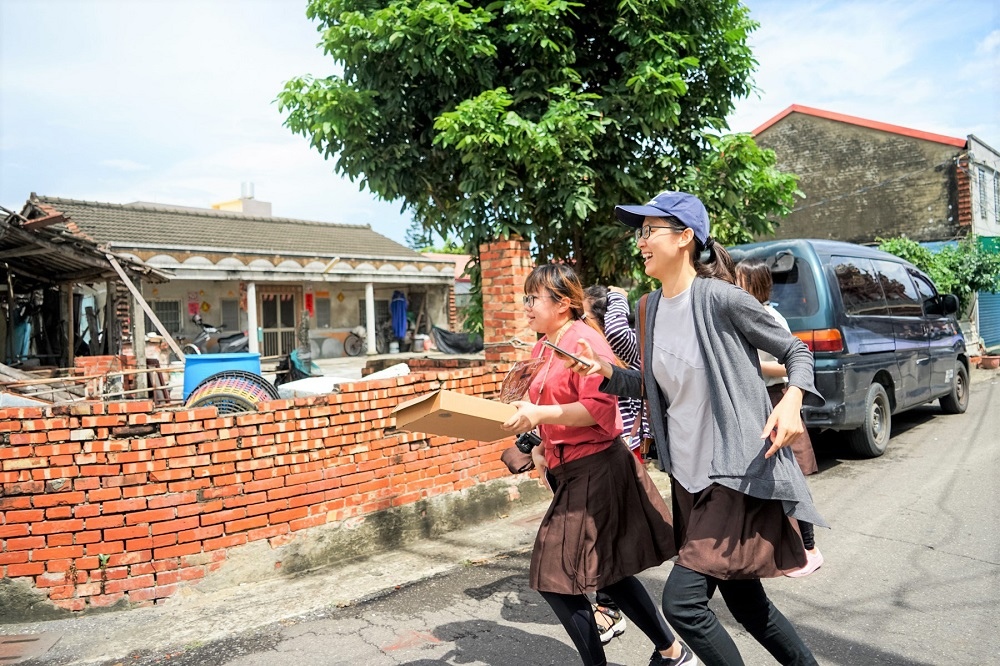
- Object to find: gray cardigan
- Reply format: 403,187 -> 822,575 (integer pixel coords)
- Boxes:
601,277 -> 828,527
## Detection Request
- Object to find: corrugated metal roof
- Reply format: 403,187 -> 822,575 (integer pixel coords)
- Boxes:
34,196 -> 425,260
1,204 -> 167,291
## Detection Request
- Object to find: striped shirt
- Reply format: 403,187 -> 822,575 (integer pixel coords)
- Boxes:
603,292 -> 644,445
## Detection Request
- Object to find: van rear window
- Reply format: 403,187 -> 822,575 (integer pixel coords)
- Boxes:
769,258 -> 819,318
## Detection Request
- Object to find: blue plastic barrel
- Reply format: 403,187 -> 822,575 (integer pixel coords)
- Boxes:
183,352 -> 261,400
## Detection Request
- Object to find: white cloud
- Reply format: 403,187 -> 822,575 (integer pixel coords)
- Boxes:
730,0 -> 998,143
3,0 -> 997,245
0,0 -> 412,243
977,29 -> 1000,54
100,159 -> 150,172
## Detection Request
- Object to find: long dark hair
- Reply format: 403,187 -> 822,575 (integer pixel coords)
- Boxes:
583,285 -> 609,331
735,260 -> 772,304
661,216 -> 736,284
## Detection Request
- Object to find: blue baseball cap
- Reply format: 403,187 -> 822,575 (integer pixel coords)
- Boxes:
614,191 -> 711,245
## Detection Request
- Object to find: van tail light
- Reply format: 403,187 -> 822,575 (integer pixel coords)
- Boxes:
793,329 -> 844,353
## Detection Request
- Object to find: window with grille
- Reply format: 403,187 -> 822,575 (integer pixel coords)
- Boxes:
994,170 -> 999,223
455,283 -> 472,309
145,300 -> 181,333
358,300 -> 390,327
979,167 -> 988,219
221,299 -> 240,331
315,297 -> 331,328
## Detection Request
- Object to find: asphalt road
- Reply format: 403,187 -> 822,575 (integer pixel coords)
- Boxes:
24,374 -> 999,666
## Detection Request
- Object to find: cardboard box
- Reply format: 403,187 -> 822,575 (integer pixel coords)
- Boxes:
392,389 -> 517,442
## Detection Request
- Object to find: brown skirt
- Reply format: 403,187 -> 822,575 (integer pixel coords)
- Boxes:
767,385 -> 819,476
673,480 -> 806,579
529,440 -> 676,595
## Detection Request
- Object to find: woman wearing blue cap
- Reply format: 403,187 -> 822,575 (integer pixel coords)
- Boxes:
569,191 -> 823,666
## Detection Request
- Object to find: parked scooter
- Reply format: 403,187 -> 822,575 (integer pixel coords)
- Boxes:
179,314 -> 249,355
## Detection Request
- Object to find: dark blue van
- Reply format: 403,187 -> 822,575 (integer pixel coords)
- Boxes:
729,239 -> 969,457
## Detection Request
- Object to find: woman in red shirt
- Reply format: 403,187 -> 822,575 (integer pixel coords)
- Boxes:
502,264 -> 695,666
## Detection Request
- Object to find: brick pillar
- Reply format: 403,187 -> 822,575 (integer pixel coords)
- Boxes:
447,286 -> 457,332
956,156 -> 972,228
480,238 -> 534,364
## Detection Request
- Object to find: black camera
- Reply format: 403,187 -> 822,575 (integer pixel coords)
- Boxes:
515,430 -> 542,454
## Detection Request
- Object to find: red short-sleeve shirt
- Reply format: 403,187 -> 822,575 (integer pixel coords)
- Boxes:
529,320 -> 623,469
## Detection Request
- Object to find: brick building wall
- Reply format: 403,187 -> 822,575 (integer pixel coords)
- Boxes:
755,113 -> 967,243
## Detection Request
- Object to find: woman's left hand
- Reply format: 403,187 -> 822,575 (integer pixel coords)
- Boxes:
530,445 -> 550,490
501,400 -> 542,433
761,386 -> 805,458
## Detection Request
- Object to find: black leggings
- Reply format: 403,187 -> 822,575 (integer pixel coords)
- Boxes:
662,564 -> 817,666
594,589 -> 616,608
541,576 -> 676,666
799,521 -> 815,550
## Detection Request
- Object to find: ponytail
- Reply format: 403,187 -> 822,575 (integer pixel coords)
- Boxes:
695,236 -> 736,284
660,216 -> 737,284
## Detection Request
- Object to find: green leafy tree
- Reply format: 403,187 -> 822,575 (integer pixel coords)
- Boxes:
877,235 -> 1000,317
278,0 -> 799,330
404,218 -> 433,251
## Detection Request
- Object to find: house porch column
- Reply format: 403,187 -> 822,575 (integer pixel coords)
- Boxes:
365,282 -> 376,355
246,281 -> 260,354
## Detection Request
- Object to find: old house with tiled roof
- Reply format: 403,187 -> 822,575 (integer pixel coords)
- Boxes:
25,193 -> 457,359
752,104 -> 1000,351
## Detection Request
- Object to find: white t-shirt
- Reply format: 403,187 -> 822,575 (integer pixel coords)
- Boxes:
760,303 -> 790,388
650,287 -> 714,493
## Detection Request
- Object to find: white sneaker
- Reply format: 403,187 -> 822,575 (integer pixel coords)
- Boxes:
785,548 -> 824,578
593,604 -> 626,644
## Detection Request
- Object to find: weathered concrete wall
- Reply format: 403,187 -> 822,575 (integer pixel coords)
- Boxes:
756,113 -> 968,243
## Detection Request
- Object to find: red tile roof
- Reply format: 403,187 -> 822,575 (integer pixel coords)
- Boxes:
752,104 -> 967,148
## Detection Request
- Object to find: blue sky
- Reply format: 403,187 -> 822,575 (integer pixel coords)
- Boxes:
2,0 -> 997,245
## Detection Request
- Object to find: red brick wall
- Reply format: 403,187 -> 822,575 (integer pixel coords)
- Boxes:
73,355 -> 136,398
363,356 -> 487,377
1,234 -> 537,614
0,367 -> 516,612
447,285 -> 457,332
957,156 -> 973,229
480,238 -> 534,364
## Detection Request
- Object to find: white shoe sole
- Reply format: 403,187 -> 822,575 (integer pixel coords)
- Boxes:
598,616 -> 626,644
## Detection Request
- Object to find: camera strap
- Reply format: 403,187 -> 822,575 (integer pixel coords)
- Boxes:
628,294 -> 651,456
532,319 -> 576,465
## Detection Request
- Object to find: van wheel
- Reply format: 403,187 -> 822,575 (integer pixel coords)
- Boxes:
939,362 -> 969,414
847,383 -> 891,457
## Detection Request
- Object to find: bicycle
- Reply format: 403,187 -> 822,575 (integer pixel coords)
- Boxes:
343,325 -> 390,357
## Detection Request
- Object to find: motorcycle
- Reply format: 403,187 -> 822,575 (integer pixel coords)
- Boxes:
178,314 -> 249,355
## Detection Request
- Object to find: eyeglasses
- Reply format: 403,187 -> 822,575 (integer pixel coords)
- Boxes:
522,294 -> 555,308
634,225 -> 684,243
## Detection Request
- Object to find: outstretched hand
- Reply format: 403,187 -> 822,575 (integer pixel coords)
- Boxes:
564,339 -> 609,378
761,386 -> 805,458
